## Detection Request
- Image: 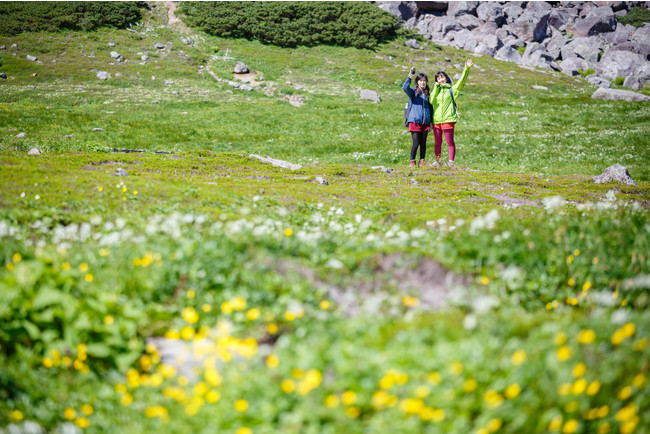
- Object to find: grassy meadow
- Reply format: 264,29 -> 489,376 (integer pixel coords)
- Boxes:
1,5 -> 650,434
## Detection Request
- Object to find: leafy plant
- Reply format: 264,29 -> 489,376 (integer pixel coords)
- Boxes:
0,1 -> 142,35
178,1 -> 400,49
578,68 -> 595,77
614,76 -> 625,85
617,6 -> 650,28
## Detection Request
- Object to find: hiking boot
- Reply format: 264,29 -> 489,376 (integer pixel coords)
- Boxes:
419,159 -> 426,168
409,160 -> 416,168
447,161 -> 455,168
431,160 -> 441,167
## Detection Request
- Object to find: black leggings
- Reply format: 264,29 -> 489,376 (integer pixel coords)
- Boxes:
410,131 -> 428,161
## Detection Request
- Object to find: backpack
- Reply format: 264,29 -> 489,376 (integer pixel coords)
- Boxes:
404,99 -> 434,127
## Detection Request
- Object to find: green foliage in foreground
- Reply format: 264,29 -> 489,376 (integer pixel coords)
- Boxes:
617,6 -> 650,28
177,1 -> 400,49
0,1 -> 141,36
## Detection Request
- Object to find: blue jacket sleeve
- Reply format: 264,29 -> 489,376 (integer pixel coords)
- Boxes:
403,77 -> 415,101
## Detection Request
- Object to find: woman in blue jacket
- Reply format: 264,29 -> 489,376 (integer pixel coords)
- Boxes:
403,69 -> 433,168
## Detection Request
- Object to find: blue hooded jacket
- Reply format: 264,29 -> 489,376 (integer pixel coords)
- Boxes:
403,77 -> 433,126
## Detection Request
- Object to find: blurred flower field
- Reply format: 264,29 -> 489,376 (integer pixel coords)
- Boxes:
1,188 -> 648,433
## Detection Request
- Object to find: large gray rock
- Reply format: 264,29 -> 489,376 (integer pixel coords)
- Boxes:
591,87 -> 650,102
511,11 -> 551,42
154,42 -> 166,49
233,61 -> 249,74
249,154 -> 303,170
441,16 -> 464,34
545,34 -> 568,60
26,55 -> 37,61
447,1 -> 479,17
96,71 -> 111,80
586,75 -> 611,88
457,14 -> 481,30
521,42 -> 554,67
377,1 -> 419,21
602,24 -> 631,45
404,38 -> 421,49
623,76 -> 642,90
593,164 -> 637,186
474,44 -> 496,57
494,46 -> 522,64
15,132 -> 27,138
561,36 -> 605,64
630,24 -> 650,43
548,8 -> 572,30
476,3 -> 505,26
28,148 -> 41,155
596,50 -> 646,81
608,42 -> 650,60
110,51 -> 121,59
503,3 -> 524,22
453,29 -> 478,51
360,89 -> 381,102
527,1 -> 553,13
570,7 -> 616,38
559,56 -> 593,76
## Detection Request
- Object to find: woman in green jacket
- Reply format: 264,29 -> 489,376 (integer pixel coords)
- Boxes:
431,59 -> 473,167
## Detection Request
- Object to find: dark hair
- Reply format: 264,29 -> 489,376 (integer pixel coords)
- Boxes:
414,73 -> 430,98
435,71 -> 452,85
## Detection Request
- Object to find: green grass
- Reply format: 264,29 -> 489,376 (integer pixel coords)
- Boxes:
1,6 -> 650,433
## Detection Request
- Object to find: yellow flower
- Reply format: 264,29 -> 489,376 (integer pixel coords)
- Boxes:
246,308 -> 261,321
400,398 -> 424,415
566,255 -> 574,264
577,329 -> 595,344
572,363 -> 586,377
618,386 -> 632,400
267,323 -> 278,334
97,186 -> 103,192
81,404 -> 93,416
236,428 -> 252,434
284,228 -> 293,237
615,403 -> 636,422
206,390 -> 221,404
284,311 -> 296,321
402,295 -> 419,307
463,379 -> 477,393
64,408 -> 76,420
632,373 -> 646,388
342,390 -> 357,405
582,281 -> 591,291
562,419 -> 578,433
75,417 -> 90,429
487,418 -> 502,432
449,362 -> 463,376
201,304 -> 212,313
61,262 -> 71,271
572,378 -> 587,395
557,346 -> 571,361
505,383 -> 521,399
431,408 -> 445,422
611,329 -> 625,345
622,322 -> 635,337
480,276 -> 490,285
319,300 -> 331,310
344,406 -> 360,418
266,354 -> 279,369
483,390 -> 504,409
598,423 -> 611,433
234,399 -> 248,412
133,191 -> 138,196
231,296 -> 246,311
573,249 -> 580,256
379,375 -> 394,390
415,385 -> 430,398
324,394 -> 340,408
281,380 -> 295,394
428,371 -> 441,385
180,326 -> 195,340
103,315 -> 114,325
555,332 -> 567,345
43,357 -> 53,368
620,417 -> 639,434
597,405 -> 609,418
79,263 -> 88,272
221,301 -> 233,314
586,381 -> 601,396
181,307 -> 199,324
549,415 -> 563,431
511,349 -> 527,365
11,410 -> 23,422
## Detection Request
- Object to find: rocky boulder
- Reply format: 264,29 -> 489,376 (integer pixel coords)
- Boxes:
570,6 -> 617,38
360,89 -> 381,102
494,46 -> 522,64
596,50 -> 646,81
447,1 -> 479,17
561,36 -> 605,64
233,61 -> 250,74
591,87 -> 650,102
593,164 -> 637,186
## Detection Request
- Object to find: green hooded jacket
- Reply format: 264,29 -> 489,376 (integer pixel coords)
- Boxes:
432,65 -> 471,124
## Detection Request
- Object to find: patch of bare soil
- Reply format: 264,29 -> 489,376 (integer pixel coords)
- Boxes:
277,253 -> 467,317
492,192 -> 539,207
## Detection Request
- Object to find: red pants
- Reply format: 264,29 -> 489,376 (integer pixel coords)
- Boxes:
433,128 -> 455,161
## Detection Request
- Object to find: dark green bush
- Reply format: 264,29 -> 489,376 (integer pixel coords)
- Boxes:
617,6 -> 650,28
0,2 -> 141,35
178,1 -> 400,49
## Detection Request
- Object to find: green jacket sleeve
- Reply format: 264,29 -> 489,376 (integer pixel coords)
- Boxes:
452,66 -> 470,97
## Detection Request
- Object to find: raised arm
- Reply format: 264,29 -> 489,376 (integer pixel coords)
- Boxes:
403,76 -> 415,100
452,59 -> 473,95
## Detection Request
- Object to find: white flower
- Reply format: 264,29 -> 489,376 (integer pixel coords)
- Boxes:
611,309 -> 629,325
542,196 -> 567,211
473,295 -> 499,314
325,258 -> 344,269
606,189 -> 617,202
463,314 -> 478,330
90,215 -> 102,225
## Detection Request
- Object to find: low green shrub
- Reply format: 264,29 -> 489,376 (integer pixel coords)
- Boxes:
177,1 -> 399,49
578,68 -> 595,77
617,6 -> 650,28
614,76 -> 625,86
0,2 -> 142,35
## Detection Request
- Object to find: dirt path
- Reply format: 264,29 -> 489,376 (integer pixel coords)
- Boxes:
164,1 -> 190,33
